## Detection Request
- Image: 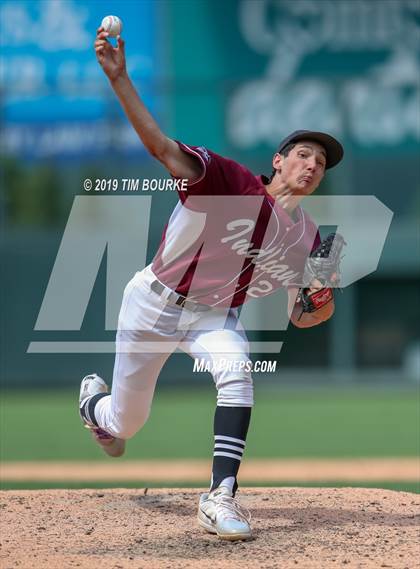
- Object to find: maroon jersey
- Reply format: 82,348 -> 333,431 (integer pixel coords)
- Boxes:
151,142 -> 320,308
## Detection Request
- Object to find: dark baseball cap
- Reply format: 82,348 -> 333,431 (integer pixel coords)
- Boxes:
277,130 -> 344,169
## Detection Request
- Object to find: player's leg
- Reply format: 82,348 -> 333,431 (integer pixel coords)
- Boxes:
79,266 -> 181,455
80,373 -> 126,457
82,344 -> 170,436
182,308 -> 253,539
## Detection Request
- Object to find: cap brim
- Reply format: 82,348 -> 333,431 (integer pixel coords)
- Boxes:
287,131 -> 344,169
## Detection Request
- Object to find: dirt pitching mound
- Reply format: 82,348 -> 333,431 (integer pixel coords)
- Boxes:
1,487 -> 419,569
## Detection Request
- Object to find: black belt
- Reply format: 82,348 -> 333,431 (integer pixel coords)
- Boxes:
150,280 -> 211,312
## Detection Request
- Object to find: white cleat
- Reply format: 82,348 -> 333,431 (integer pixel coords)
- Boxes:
79,374 -> 125,458
197,486 -> 252,541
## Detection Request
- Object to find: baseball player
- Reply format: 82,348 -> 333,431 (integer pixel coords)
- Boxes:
79,29 -> 344,541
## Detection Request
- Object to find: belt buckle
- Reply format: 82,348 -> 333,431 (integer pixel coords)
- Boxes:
175,295 -> 187,308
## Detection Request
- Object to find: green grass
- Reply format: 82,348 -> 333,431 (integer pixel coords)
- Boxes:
1,481 -> 419,493
1,386 -> 419,461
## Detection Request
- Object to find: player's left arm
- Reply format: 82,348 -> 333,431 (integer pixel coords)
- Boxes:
287,285 -> 335,328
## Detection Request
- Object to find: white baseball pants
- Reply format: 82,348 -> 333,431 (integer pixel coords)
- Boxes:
94,265 -> 253,440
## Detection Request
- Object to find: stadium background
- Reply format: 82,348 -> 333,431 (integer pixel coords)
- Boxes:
0,0 -> 419,492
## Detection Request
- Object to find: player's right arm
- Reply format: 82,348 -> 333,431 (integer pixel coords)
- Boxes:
94,29 -> 202,182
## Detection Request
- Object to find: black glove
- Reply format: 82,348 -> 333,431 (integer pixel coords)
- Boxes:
297,233 -> 346,315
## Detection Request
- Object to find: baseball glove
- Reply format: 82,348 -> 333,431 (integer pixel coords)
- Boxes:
297,232 -> 346,316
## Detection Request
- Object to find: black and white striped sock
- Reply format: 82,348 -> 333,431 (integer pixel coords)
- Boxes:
80,393 -> 109,427
210,406 -> 251,495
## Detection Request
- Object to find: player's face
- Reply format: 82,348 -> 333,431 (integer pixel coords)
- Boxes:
276,141 -> 326,195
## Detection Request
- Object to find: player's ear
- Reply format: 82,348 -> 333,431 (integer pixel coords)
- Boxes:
272,152 -> 283,172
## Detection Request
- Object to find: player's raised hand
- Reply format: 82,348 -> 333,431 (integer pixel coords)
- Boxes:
94,27 -> 126,82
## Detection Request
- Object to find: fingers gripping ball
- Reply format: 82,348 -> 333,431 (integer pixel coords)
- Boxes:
101,15 -> 123,38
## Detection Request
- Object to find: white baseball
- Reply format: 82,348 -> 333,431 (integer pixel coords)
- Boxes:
101,15 -> 123,38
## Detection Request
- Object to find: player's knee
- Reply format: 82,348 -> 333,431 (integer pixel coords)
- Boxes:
109,409 -> 151,440
217,376 -> 254,407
